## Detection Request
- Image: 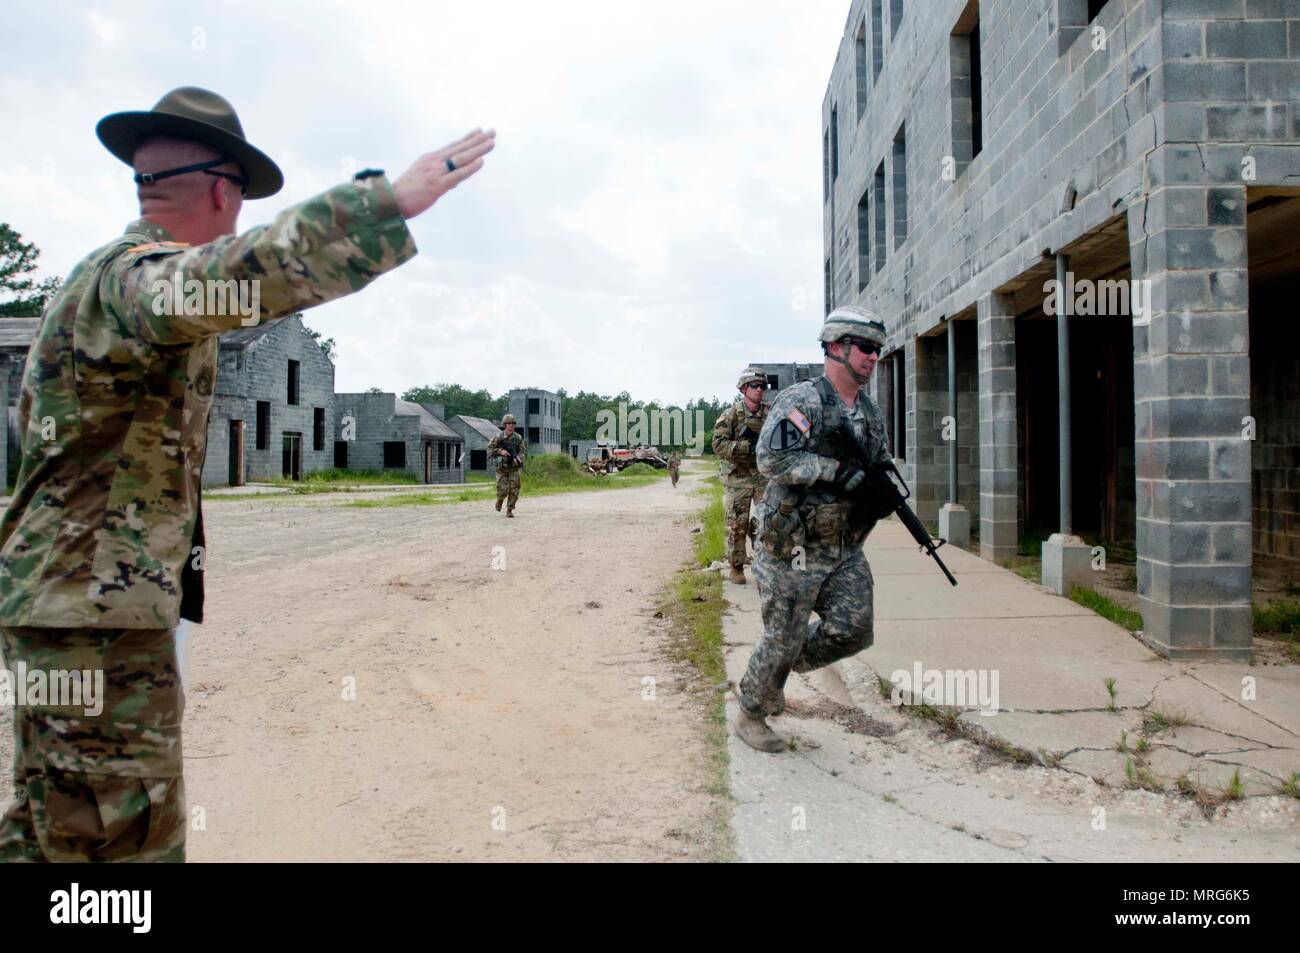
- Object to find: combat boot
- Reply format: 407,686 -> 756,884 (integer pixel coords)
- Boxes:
495,498 -> 503,512
506,508 -> 515,518
728,565 -> 746,585
734,709 -> 786,753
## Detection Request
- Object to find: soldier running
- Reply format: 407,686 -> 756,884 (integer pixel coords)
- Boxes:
486,414 -> 528,517
733,308 -> 893,754
712,368 -> 770,584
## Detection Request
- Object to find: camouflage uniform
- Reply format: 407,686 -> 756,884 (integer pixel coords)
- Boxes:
713,401 -> 769,569
667,451 -> 681,487
486,429 -> 527,513
0,174 -> 416,861
738,375 -> 892,717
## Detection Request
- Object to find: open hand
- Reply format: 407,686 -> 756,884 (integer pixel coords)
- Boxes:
393,129 -> 496,220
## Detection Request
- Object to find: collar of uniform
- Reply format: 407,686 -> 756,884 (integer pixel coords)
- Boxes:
124,218 -> 175,242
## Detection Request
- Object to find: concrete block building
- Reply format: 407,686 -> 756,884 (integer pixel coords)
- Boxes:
202,316 -> 335,486
824,0 -> 1299,659
748,362 -> 823,403
0,318 -> 39,489
450,414 -> 503,472
334,392 -> 463,484
507,387 -> 562,456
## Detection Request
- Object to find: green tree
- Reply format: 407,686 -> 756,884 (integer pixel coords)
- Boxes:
303,326 -> 336,362
402,383 -> 506,421
0,224 -> 61,317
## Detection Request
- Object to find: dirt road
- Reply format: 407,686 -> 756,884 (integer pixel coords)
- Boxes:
0,472 -> 726,861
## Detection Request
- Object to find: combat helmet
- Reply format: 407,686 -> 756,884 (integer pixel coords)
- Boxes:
821,306 -> 886,384
501,414 -> 517,427
737,367 -> 768,392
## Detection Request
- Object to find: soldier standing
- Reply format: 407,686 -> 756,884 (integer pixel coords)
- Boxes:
667,450 -> 681,487
0,86 -> 494,860
733,308 -> 892,753
487,414 -> 527,517
712,368 -> 770,585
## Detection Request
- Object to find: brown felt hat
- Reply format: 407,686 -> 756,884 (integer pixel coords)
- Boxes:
96,86 -> 283,199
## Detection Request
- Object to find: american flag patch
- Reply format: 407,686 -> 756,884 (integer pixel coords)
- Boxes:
786,408 -> 811,434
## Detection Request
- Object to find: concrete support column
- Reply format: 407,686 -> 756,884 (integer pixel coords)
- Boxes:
977,292 -> 1019,562
912,332 -> 947,526
940,321 -> 972,548
1128,180 -> 1253,661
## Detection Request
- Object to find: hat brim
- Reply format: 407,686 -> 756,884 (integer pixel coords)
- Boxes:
96,111 -> 283,199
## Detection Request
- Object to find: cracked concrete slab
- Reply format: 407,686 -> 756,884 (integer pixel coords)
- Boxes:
720,520 -> 1300,861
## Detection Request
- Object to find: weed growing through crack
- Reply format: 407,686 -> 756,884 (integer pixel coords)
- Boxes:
1104,676 -> 1118,711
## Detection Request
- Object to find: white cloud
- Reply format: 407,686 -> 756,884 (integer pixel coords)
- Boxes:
3,0 -> 843,404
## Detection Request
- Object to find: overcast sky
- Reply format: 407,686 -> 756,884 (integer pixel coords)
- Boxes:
2,1 -> 847,405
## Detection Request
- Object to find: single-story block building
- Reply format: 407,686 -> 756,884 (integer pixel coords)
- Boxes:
334,392 -> 463,484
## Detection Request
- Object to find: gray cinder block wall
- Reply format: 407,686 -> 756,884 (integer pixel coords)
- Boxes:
201,316 -> 335,485
825,0 -> 1300,659
334,393 -> 463,484
508,388 -> 562,456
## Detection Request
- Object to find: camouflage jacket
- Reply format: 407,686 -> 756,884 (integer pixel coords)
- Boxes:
712,400 -> 768,483
0,175 -> 416,629
486,431 -> 527,470
754,375 -> 891,558
667,452 -> 681,470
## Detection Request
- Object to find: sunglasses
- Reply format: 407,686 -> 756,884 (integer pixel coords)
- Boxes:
134,157 -> 249,197
847,338 -> 883,356
745,382 -> 768,391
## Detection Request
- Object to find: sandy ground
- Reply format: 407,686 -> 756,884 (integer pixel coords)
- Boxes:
1,470 -> 728,862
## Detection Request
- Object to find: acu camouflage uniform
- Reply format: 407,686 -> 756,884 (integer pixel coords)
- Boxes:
738,375 -> 892,718
0,175 -> 416,862
712,401 -> 769,569
486,430 -> 527,513
667,451 -> 681,487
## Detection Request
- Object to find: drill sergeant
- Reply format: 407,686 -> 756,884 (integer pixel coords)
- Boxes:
712,368 -> 770,585
734,308 -> 893,753
487,414 -> 527,517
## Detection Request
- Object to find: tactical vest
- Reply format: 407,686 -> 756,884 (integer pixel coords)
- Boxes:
758,377 -> 878,559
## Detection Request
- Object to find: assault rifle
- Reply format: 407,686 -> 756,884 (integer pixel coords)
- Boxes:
498,441 -> 522,469
827,423 -> 958,587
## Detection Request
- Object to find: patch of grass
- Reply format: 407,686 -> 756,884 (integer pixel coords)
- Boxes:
346,488 -> 494,509
1222,768 -> 1246,801
658,486 -> 733,861
1142,706 -> 1192,736
272,468 -> 420,486
1255,600 -> 1300,639
693,479 -> 726,567
1124,757 -> 1163,792
1069,584 -> 1144,633
340,453 -> 665,509
1278,772 -> 1300,799
465,472 -> 494,484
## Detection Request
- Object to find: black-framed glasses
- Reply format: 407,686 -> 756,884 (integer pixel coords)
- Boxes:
134,157 -> 248,197
848,338 -> 882,356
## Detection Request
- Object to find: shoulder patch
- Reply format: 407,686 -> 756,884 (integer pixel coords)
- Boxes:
786,407 -> 811,435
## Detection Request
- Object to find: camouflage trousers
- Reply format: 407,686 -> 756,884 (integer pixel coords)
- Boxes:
496,468 -> 522,510
739,547 -> 875,717
670,469 -> 679,487
723,477 -> 766,568
0,626 -> 186,863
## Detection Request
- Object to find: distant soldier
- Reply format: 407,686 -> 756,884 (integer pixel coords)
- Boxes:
667,450 -> 681,487
487,414 -> 527,517
0,86 -> 494,861
712,368 -> 770,584
733,307 -> 892,754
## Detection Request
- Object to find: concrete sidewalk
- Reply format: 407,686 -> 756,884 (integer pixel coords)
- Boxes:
722,518 -> 1300,862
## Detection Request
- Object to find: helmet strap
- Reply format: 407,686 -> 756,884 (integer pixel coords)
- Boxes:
829,338 -> 870,386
